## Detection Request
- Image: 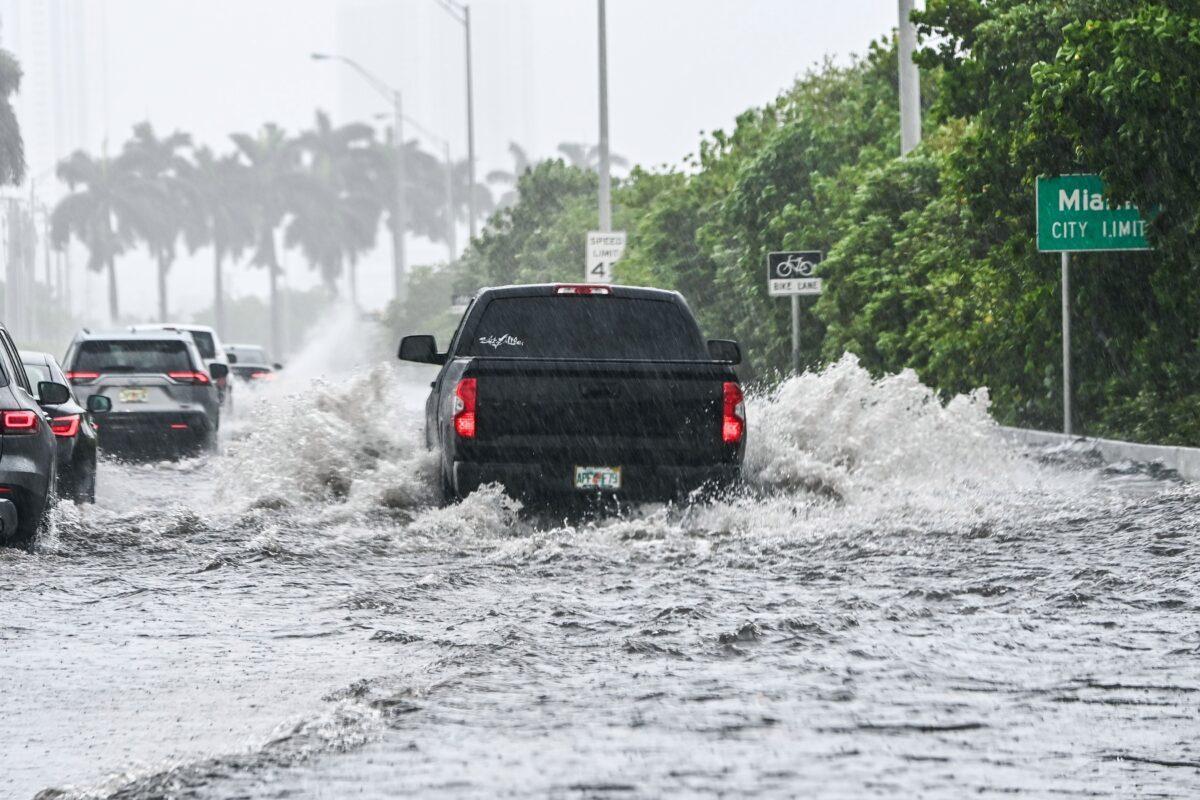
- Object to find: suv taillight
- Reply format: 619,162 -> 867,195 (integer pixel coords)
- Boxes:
50,415 -> 81,438
167,371 -> 211,385
722,382 -> 745,444
1,410 -> 39,434
453,378 -> 477,439
65,371 -> 100,384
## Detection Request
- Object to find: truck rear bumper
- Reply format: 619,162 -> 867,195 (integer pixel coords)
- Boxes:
453,460 -> 740,502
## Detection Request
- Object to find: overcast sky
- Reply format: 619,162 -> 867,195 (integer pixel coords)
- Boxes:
70,0 -> 900,319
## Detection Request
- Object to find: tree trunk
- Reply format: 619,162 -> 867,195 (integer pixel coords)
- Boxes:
213,247 -> 226,337
106,256 -> 119,322
157,253 -> 169,322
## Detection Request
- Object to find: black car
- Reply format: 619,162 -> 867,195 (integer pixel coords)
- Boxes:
224,343 -> 283,383
399,283 -> 745,504
22,351 -> 105,503
0,324 -> 80,546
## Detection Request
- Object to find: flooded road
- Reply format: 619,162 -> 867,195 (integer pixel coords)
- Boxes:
3,356 -> 1199,798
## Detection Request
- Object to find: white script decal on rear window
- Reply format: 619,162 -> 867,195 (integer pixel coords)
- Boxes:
478,334 -> 525,349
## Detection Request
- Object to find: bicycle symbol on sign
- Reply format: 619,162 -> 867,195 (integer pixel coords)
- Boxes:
775,254 -> 817,278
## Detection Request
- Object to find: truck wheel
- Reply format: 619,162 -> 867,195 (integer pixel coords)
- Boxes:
440,466 -> 457,505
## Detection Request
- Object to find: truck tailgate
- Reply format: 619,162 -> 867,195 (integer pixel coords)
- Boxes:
462,359 -> 734,464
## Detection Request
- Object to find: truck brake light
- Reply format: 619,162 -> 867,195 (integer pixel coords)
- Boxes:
453,378 -> 477,439
1,410 -> 39,434
554,285 -> 611,295
722,382 -> 745,444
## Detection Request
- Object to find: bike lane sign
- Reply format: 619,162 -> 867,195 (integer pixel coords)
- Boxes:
767,251 -> 823,296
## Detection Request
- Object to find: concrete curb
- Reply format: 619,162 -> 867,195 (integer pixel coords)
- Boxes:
1000,427 -> 1200,482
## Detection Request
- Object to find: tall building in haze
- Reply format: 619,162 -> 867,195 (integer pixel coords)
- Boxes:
0,0 -> 96,196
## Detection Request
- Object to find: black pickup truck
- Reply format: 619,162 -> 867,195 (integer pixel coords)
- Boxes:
399,283 -> 745,503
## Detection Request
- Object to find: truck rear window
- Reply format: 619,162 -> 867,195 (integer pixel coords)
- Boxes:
73,340 -> 193,374
465,297 -> 706,360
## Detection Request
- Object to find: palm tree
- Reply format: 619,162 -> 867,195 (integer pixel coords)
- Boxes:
51,151 -> 138,320
186,146 -> 254,336
288,111 -> 381,302
0,49 -> 25,186
231,124 -> 301,358
485,142 -> 534,209
119,122 -> 195,321
556,141 -> 629,172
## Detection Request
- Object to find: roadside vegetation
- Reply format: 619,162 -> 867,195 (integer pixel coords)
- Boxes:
449,0 -> 1200,445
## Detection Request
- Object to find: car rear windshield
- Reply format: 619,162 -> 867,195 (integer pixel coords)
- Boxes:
464,296 -> 706,360
73,340 -> 194,374
190,331 -> 217,360
231,346 -> 267,364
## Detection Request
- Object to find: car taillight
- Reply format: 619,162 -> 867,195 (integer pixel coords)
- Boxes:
65,371 -> 100,384
1,410 -> 39,434
722,382 -> 745,444
50,415 -> 81,438
167,371 -> 211,385
250,370 -> 275,381
453,378 -> 477,439
554,284 -> 611,295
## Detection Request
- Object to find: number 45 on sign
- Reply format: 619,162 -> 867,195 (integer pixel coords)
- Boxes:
586,231 -> 626,284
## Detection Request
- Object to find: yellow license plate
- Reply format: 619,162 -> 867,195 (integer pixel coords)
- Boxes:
574,466 -> 622,490
119,388 -> 148,403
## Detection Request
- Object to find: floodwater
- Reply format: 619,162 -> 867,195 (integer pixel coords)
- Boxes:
2,347 -> 1199,799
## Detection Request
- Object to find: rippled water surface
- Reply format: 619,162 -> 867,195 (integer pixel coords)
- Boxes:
3,354 -> 1199,799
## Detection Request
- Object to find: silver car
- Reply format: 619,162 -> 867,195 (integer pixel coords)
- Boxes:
63,331 -> 227,455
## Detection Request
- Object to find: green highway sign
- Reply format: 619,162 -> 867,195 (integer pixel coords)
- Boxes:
1036,174 -> 1152,252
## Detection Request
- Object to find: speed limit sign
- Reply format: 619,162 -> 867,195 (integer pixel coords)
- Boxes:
586,231 -> 626,284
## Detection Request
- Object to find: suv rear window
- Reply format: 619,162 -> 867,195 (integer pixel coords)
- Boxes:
464,296 -> 706,360
73,340 -> 194,373
190,331 -> 217,360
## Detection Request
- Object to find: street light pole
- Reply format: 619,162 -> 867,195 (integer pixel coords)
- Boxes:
432,0 -> 478,241
596,0 -> 612,232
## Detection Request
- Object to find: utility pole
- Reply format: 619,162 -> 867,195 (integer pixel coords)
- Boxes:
596,0 -> 612,232
463,4 -> 477,241
897,0 -> 921,155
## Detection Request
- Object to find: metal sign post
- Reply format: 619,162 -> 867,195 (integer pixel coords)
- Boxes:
1036,174 -> 1152,435
767,251 -> 824,375
1061,252 -> 1071,436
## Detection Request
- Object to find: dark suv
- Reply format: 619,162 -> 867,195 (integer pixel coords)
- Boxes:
63,331 -> 226,455
0,323 -> 76,546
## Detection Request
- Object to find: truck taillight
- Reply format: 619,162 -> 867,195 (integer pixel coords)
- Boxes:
50,415 -> 81,438
1,410 -> 39,434
453,378 -> 477,439
722,382 -> 745,444
167,371 -> 211,385
65,371 -> 100,384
